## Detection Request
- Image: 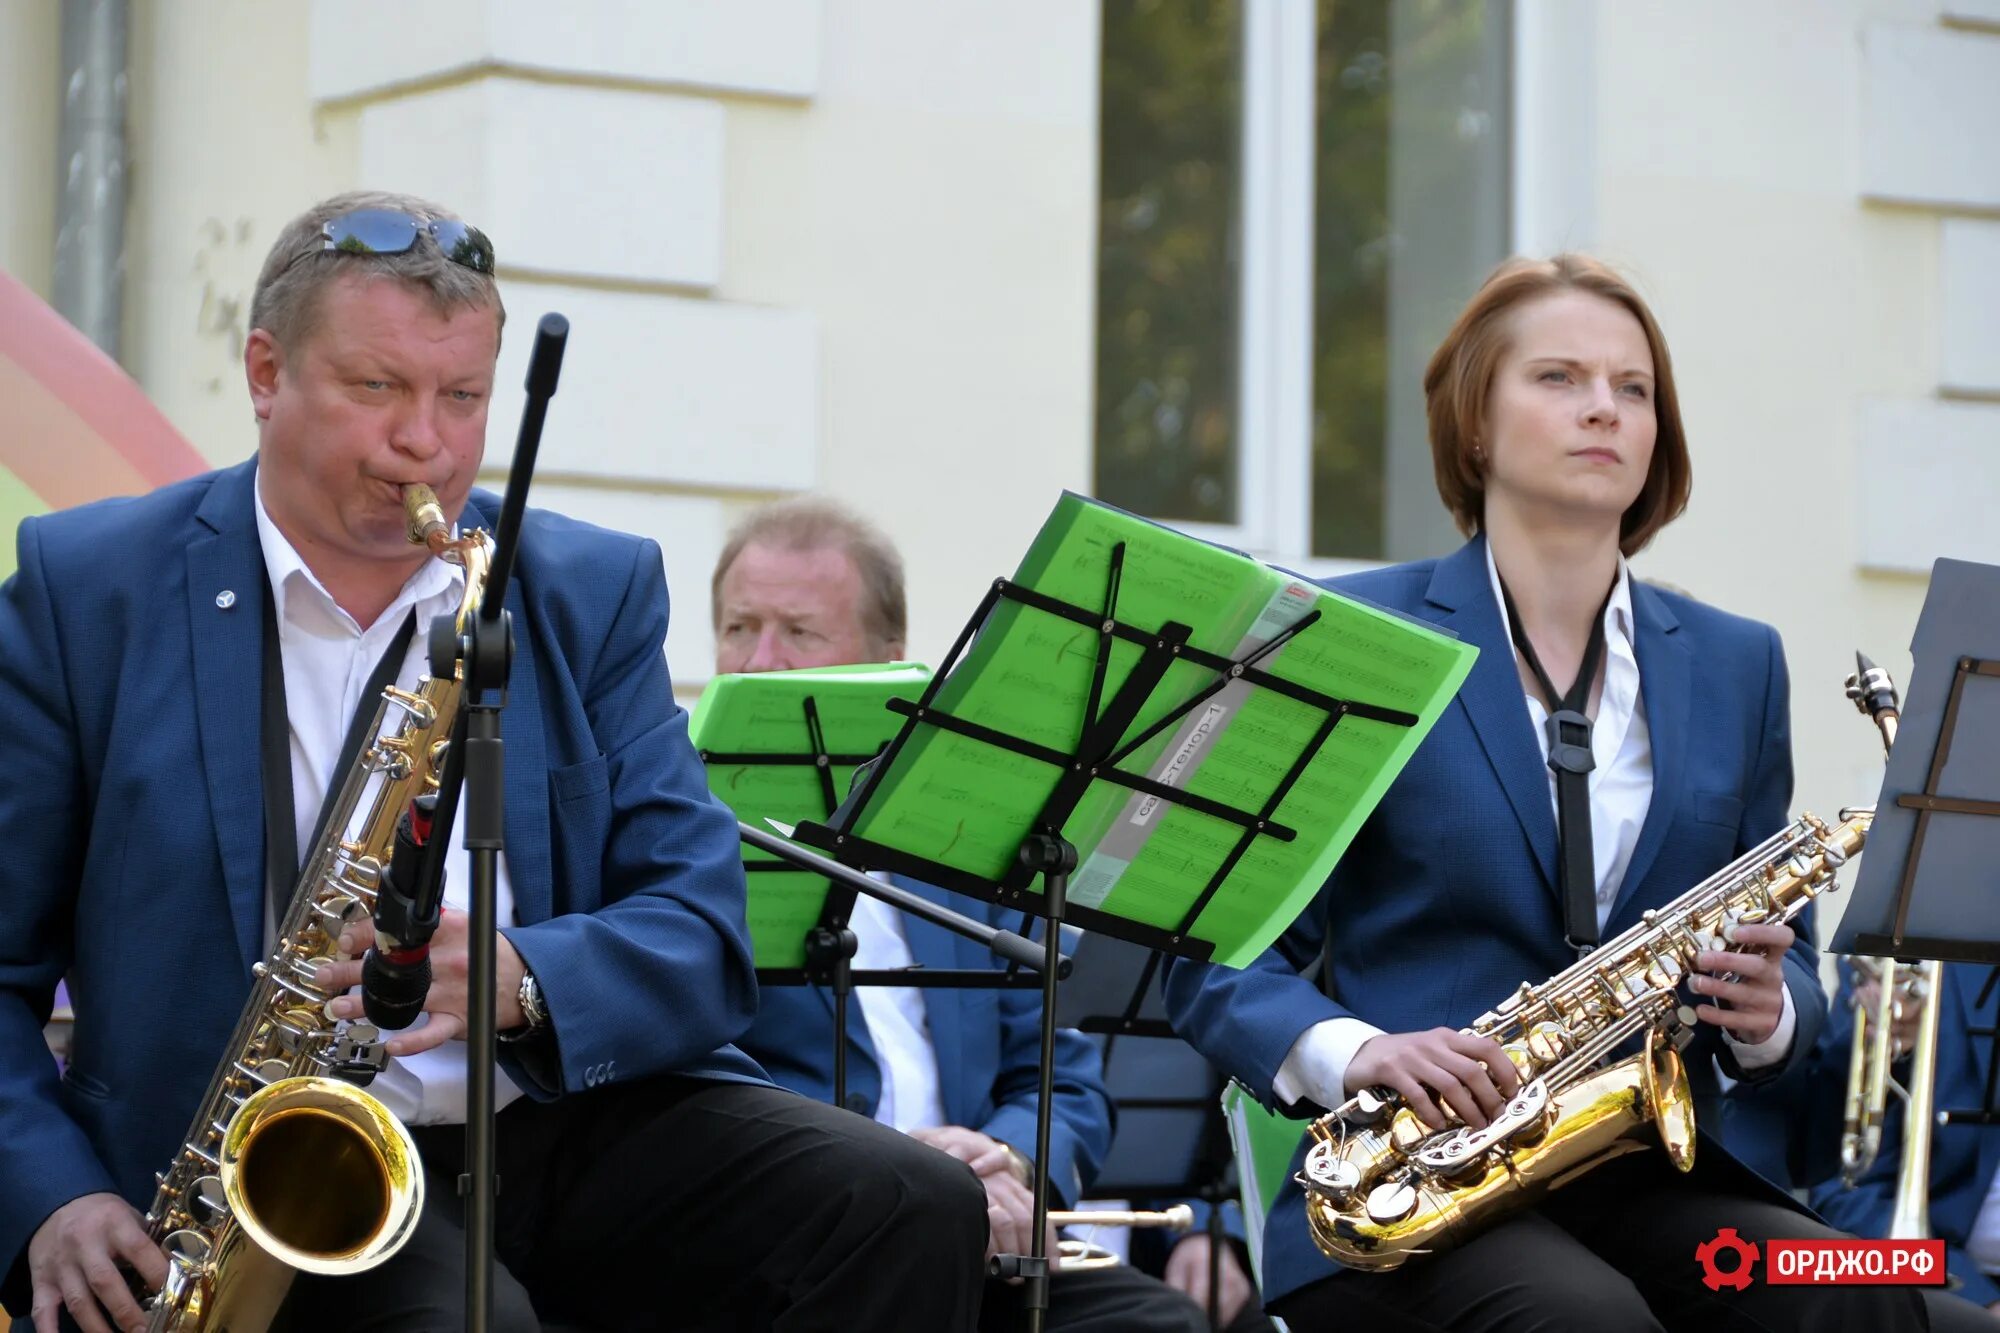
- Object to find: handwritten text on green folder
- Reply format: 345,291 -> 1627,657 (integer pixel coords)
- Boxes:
690,663 -> 933,968
842,494 -> 1475,969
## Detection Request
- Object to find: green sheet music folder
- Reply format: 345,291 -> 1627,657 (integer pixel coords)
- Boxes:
806,492 -> 1477,969
690,662 -> 933,968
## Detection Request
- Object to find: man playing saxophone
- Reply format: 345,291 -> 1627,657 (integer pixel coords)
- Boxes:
1161,255 -> 1921,1329
0,190 -> 988,1333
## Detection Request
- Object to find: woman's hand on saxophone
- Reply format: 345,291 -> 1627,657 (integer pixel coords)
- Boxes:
1690,922 -> 1793,1046
321,910 -> 529,1056
26,1191 -> 168,1333
1345,1028 -> 1521,1132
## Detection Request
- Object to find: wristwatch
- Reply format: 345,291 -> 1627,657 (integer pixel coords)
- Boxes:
499,970 -> 548,1042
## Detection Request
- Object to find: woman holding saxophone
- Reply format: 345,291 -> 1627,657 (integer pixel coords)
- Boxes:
1163,255 -> 1922,1330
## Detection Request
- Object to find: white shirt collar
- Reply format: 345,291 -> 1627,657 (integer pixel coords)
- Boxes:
253,469 -> 462,634
1482,538 -> 1636,662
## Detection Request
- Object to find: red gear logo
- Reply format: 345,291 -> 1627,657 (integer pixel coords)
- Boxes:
1694,1227 -> 1761,1292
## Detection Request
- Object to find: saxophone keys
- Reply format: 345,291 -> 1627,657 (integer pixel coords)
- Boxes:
1365,1181 -> 1419,1224
1302,1141 -> 1360,1196
162,1227 -> 212,1269
188,1175 -> 229,1227
1345,1087 -> 1391,1125
1389,1109 -> 1428,1152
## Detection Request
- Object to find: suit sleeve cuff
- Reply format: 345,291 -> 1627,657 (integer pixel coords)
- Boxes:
1273,1017 -> 1385,1110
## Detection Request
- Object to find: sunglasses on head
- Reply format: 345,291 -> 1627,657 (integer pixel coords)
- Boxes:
291,208 -> 496,275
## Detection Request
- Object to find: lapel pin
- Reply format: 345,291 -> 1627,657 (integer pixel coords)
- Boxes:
215,590 -> 237,610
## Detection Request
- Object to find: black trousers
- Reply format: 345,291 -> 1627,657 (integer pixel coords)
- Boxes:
1270,1151 -> 1929,1333
276,1076 -> 988,1333
980,1265 -> 1210,1333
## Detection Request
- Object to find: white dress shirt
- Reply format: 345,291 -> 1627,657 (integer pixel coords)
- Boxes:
848,893 -> 1121,1252
1273,550 -> 1793,1108
849,882 -> 949,1133
255,480 -> 523,1126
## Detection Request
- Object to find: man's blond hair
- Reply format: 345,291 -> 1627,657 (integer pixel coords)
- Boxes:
712,498 -> 907,652
249,189 -> 504,352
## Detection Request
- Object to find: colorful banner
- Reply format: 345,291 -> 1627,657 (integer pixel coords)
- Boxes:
0,268 -> 210,578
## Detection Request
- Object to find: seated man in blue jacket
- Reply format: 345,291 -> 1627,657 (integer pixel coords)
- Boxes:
0,191 -> 987,1333
711,497 -> 1217,1332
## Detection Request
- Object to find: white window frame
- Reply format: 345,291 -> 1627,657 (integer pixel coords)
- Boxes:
1162,0 -> 1566,582
1176,0 -> 1333,571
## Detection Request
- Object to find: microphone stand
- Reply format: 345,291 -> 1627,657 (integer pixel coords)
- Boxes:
389,314 -> 568,1333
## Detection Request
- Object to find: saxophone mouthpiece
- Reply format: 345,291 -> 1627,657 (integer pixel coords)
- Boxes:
1848,649 -> 1900,754
402,484 -> 451,554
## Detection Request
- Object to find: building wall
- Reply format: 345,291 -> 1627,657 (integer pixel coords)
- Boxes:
1521,0 -> 1999,934
3,2 -> 1995,945
70,0 -> 1096,686
0,2 -> 60,299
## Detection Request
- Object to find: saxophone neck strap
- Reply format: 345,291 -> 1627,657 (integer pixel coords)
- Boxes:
1498,574 -> 1617,954
260,580 -> 421,925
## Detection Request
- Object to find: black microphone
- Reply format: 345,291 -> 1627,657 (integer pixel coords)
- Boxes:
360,793 -> 445,1030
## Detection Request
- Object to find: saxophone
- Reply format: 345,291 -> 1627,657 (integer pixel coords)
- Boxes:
142,485 -> 487,1331
1299,660 -> 1901,1271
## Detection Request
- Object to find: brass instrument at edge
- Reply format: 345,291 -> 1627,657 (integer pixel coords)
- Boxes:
1299,658 -> 1902,1271
141,485 -> 483,1331
1047,1205 -> 1196,1271
1836,651 -> 1943,1241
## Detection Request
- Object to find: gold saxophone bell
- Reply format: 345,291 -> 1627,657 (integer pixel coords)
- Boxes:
1045,1205 -> 1195,1272
221,1076 -> 424,1274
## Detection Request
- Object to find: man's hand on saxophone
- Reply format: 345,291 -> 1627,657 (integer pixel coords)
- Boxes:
25,1192 -> 166,1333
1689,921 -> 1794,1046
1345,1029 -> 1522,1132
318,910 -> 531,1058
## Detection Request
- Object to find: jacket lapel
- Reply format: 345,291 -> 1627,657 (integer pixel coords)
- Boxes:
185,460 -> 272,974
453,491 -> 554,923
1611,580 -> 1688,918
497,562 -> 552,922
1423,537 -> 1559,890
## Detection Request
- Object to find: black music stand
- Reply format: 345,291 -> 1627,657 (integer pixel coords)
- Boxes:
1831,558 -> 2000,1123
1058,930 -> 1238,1329
787,540 -> 1416,1331
701,689 -> 1052,1109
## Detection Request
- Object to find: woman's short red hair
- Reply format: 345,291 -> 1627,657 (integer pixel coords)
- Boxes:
1424,254 -> 1692,556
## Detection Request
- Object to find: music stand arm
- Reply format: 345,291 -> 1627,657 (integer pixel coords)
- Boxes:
739,821 -> 1065,975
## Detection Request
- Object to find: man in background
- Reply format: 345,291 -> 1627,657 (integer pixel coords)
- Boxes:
710,496 -> 1263,1331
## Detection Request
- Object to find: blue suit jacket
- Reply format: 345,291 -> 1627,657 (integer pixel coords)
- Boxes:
738,879 -> 1112,1208
0,459 -> 768,1291
1773,963 -> 2000,1304
1161,536 -> 1823,1304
